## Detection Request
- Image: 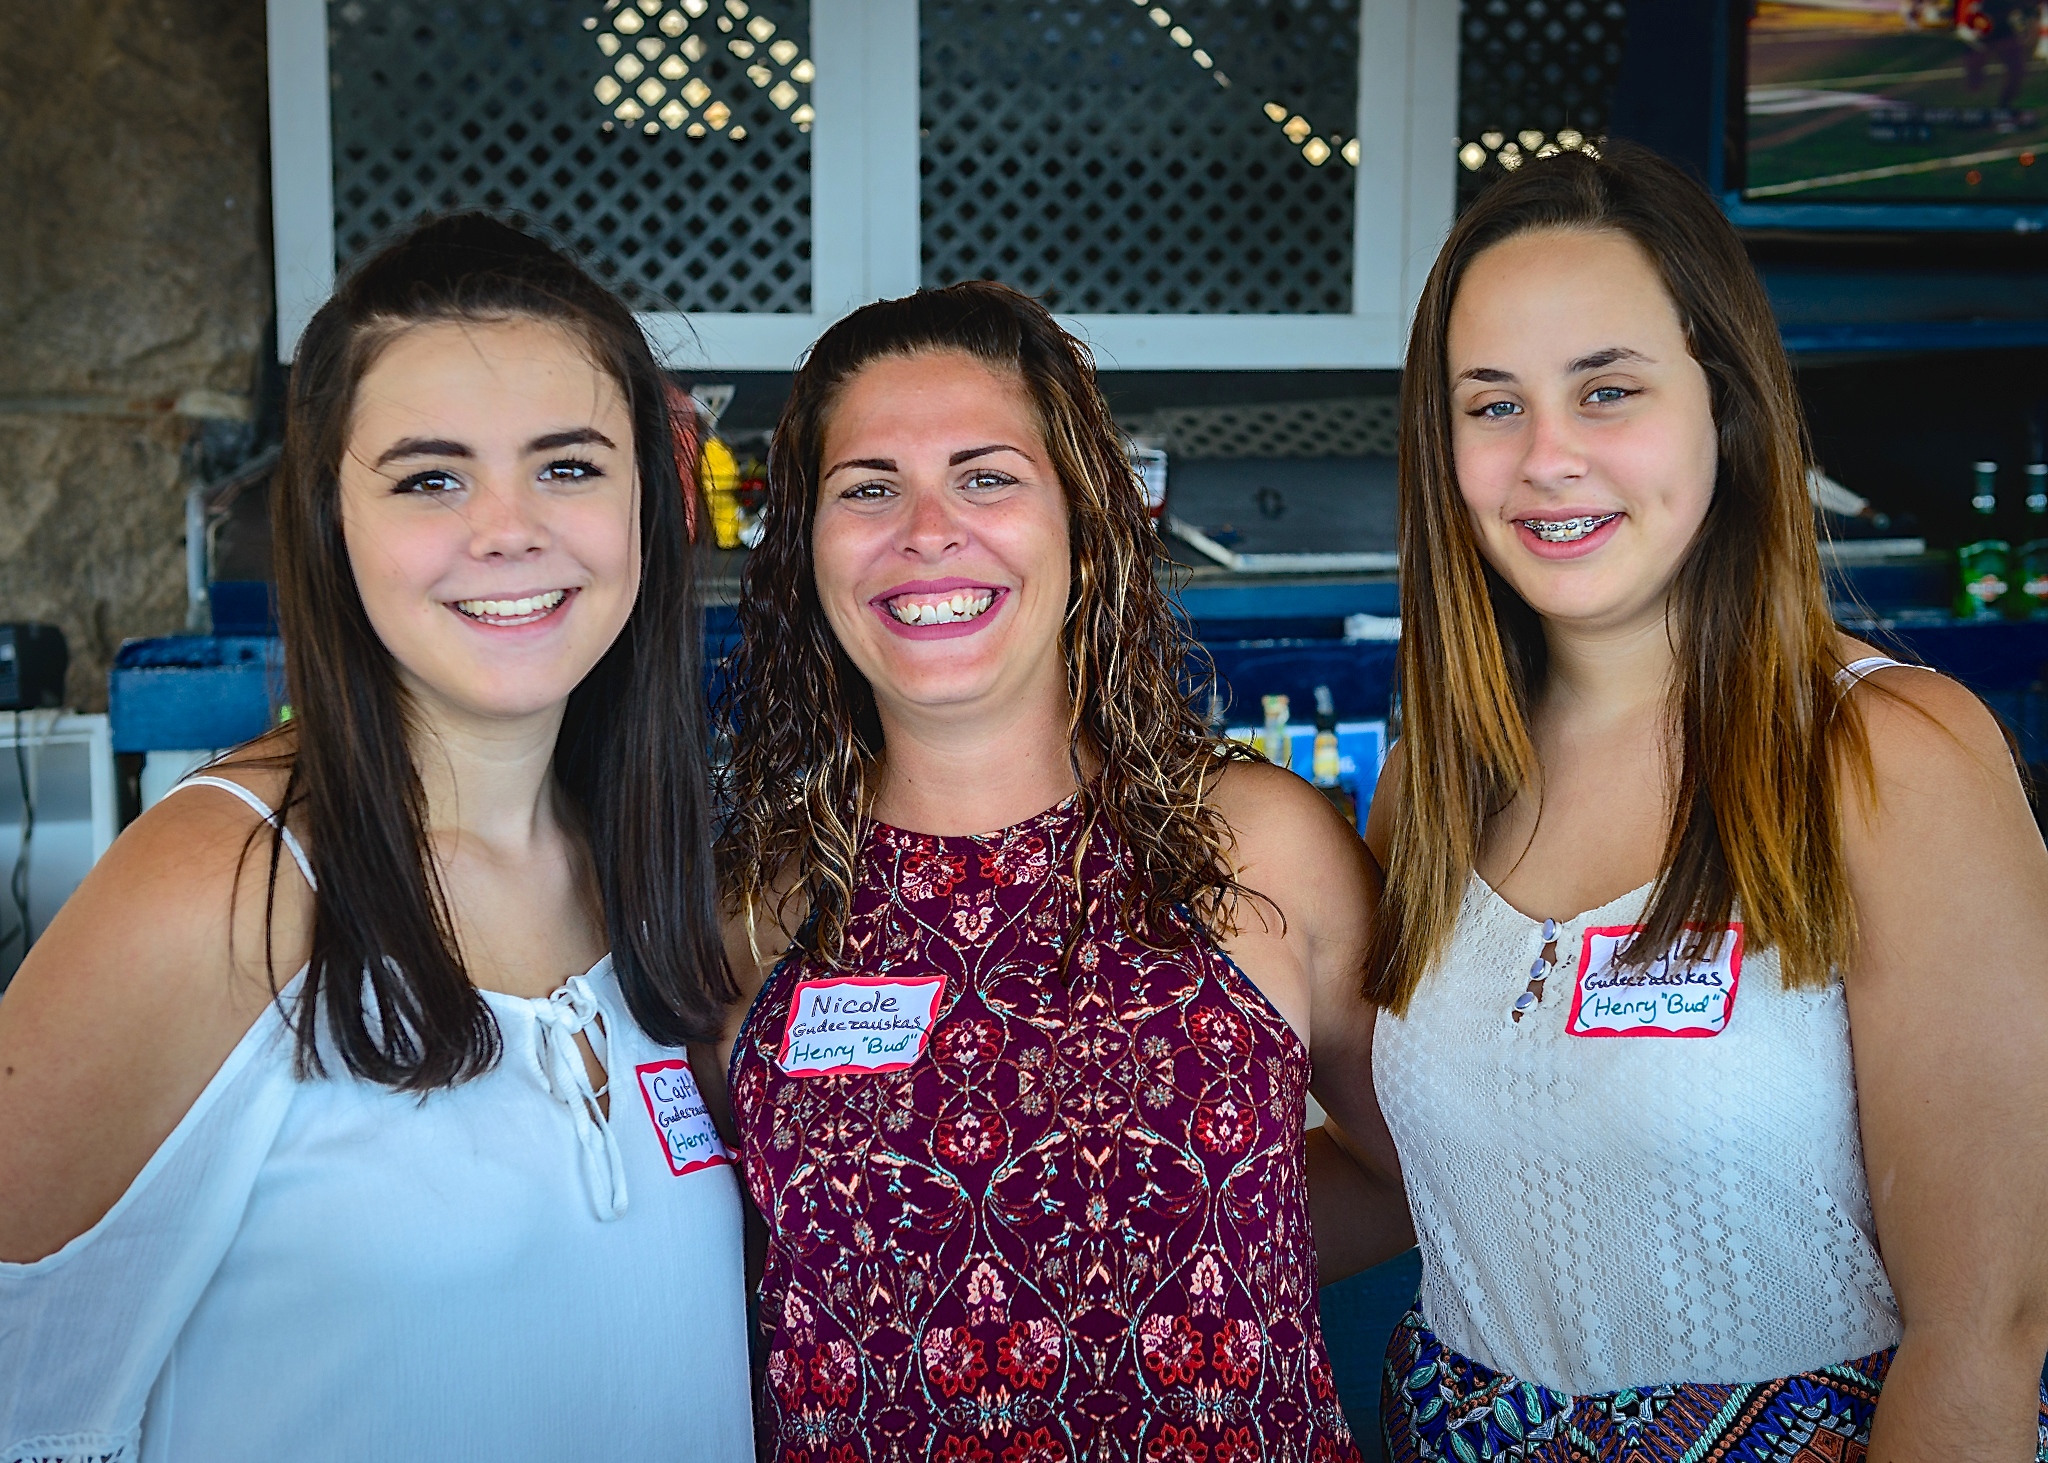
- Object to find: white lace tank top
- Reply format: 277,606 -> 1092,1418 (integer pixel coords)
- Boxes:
1371,658 -> 1916,1394
0,778 -> 753,1463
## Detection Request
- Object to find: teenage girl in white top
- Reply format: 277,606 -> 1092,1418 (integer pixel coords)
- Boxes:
0,215 -> 751,1461
1317,143 -> 2048,1460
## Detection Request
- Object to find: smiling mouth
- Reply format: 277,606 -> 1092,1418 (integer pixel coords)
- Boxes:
883,589 -> 997,627
1517,513 -> 1621,544
451,589 -> 570,625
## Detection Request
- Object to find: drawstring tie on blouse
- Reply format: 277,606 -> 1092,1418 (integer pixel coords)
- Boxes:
531,974 -> 629,1221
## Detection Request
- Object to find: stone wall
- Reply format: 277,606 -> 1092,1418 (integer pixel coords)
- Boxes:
0,0 -> 271,710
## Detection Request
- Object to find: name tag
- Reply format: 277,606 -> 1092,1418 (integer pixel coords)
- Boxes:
778,974 -> 946,1077
1565,923 -> 1742,1039
634,1059 -> 732,1176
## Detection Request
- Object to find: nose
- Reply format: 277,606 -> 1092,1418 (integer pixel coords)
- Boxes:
1520,404 -> 1589,490
463,473 -> 550,561
898,480 -> 966,559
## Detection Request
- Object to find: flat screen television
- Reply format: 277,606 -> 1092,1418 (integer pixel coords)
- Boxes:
1720,0 -> 2048,230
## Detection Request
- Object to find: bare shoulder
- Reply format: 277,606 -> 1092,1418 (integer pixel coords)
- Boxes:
0,762 -> 311,1260
1208,758 -> 1365,879
1834,661 -> 2043,923
1362,738 -> 1406,867
1208,758 -> 1375,952
1841,660 -> 2023,807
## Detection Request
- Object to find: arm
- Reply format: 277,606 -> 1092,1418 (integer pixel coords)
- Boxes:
1841,671 -> 2048,1462
697,881 -> 802,1143
1212,761 -> 1415,1285
0,772 -> 310,1261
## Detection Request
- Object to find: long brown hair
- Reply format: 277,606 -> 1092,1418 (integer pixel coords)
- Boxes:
258,212 -> 731,1089
1366,142 -> 1869,1012
716,281 -> 1253,964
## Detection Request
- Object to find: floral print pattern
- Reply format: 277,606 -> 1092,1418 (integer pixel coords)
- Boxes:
733,798 -> 1357,1463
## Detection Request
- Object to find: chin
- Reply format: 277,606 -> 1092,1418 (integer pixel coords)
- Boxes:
1518,582 -> 1660,631
408,661 -> 593,723
878,665 -> 1005,712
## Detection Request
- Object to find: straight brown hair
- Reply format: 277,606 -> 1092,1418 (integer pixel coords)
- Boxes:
256,213 -> 732,1089
716,281 -> 1254,964
1366,142 -> 1870,1013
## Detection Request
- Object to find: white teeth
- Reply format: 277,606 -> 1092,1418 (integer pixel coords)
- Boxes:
889,590 -> 995,625
455,589 -> 568,621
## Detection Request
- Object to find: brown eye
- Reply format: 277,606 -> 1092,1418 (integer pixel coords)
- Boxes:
395,470 -> 462,495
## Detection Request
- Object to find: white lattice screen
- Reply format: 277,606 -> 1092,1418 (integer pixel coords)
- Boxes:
921,0 -> 1362,314
329,0 -> 813,313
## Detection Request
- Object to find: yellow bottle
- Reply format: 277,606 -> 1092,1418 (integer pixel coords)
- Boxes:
699,437 -> 743,550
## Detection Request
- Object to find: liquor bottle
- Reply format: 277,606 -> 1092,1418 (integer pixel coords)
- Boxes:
1954,461 -> 2011,620
2019,462 -> 2048,619
1260,694 -> 1291,771
1309,684 -> 1357,825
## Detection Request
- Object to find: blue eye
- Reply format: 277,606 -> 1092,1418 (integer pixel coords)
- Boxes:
1473,400 -> 1520,420
1586,386 -> 1634,405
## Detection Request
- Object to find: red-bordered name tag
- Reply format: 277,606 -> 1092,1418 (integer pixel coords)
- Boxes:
778,974 -> 947,1077
1565,923 -> 1742,1038
634,1059 -> 732,1176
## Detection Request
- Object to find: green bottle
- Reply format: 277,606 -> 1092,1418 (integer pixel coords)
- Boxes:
2018,462 -> 2048,620
1955,461 -> 2011,621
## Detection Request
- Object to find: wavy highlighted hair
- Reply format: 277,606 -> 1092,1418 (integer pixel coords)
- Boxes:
1366,142 -> 1873,1013
716,281 -> 1252,963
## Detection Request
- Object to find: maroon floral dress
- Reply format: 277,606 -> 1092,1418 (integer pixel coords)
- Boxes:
729,796 -> 1360,1463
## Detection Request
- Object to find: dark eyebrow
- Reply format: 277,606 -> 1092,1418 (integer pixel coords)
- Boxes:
1567,346 -> 1650,373
375,437 -> 472,468
824,456 -> 897,478
949,443 -> 1026,465
528,427 -> 616,454
1453,367 -> 1516,386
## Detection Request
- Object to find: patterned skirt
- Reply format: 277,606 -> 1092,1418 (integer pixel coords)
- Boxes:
1380,1304 -> 2048,1463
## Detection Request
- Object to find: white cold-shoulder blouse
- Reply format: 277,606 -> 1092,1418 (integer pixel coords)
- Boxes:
0,778 -> 752,1463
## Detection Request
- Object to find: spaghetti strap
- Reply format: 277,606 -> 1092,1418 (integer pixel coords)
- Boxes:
1835,655 -> 1931,690
171,775 -> 318,891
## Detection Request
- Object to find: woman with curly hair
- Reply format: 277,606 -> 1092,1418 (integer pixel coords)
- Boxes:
709,282 -> 1413,1462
